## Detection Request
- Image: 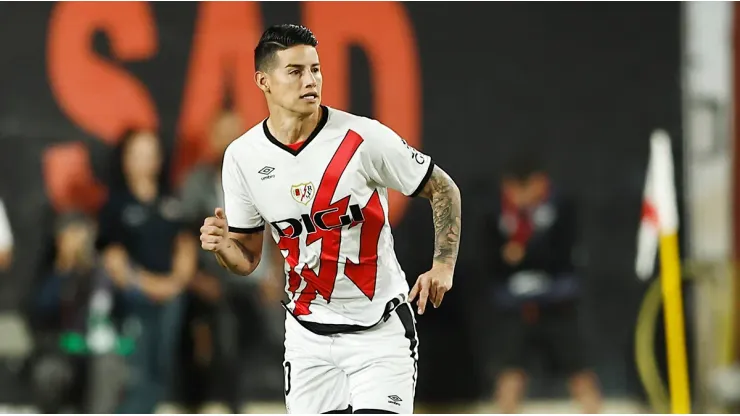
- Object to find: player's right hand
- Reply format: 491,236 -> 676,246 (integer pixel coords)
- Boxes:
200,207 -> 229,253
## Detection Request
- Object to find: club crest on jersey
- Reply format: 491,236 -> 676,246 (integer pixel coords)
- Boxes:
291,182 -> 315,205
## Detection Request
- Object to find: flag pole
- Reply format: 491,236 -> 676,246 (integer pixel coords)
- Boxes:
651,130 -> 691,414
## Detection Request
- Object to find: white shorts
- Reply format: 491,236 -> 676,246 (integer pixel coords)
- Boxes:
283,302 -> 419,414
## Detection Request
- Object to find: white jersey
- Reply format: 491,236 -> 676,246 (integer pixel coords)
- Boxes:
222,106 -> 433,326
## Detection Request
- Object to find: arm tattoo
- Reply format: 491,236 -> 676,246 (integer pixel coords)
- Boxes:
215,237 -> 259,275
419,166 -> 461,267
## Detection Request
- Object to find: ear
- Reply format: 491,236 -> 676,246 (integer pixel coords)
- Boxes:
254,71 -> 270,94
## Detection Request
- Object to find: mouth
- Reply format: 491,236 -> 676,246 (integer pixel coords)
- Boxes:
300,92 -> 319,102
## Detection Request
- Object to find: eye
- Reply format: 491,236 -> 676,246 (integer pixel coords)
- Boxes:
290,69 -> 300,76
311,67 -> 320,73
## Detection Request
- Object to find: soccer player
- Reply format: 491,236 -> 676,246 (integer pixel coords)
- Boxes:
199,24 -> 462,414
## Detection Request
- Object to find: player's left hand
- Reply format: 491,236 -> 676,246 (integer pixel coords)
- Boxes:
409,262 -> 454,315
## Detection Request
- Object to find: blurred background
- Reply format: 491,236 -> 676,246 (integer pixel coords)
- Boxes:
0,1 -> 737,413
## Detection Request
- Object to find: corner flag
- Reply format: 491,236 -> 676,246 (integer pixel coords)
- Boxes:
636,129 -> 691,413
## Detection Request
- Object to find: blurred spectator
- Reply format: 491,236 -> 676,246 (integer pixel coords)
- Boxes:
30,212 -> 98,413
0,198 -> 13,270
29,211 -> 126,413
97,129 -> 197,413
35,212 -> 98,333
178,110 -> 284,412
483,155 -> 602,413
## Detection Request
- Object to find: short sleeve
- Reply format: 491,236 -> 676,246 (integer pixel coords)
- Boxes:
361,120 -> 434,197
222,147 -> 265,234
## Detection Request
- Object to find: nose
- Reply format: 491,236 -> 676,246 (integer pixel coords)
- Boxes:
303,70 -> 317,89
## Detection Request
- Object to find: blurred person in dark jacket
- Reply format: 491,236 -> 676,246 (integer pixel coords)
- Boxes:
485,155 -> 601,413
97,129 -> 197,414
178,110 -> 284,412
31,211 -> 99,413
35,212 -> 98,333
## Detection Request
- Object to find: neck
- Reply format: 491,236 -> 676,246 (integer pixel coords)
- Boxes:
266,105 -> 322,145
55,255 -> 75,273
127,176 -> 158,202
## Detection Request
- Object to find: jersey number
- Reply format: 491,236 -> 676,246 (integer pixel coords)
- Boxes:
278,131 -> 384,316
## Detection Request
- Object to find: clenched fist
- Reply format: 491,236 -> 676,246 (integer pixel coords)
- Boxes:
200,208 -> 229,252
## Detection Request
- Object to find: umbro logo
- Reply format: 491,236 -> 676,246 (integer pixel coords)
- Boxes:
259,166 -> 275,180
387,395 -> 402,406
258,166 -> 274,175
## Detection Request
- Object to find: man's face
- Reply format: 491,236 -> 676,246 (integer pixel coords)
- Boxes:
502,178 -> 527,208
57,222 -> 94,263
259,45 -> 322,115
502,173 -> 549,208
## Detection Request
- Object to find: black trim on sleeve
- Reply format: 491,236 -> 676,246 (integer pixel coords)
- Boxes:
409,160 -> 435,198
228,225 -> 265,234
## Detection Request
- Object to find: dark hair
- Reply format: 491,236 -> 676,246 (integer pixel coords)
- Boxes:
107,129 -> 170,194
502,152 -> 546,182
254,24 -> 318,71
54,210 -> 94,235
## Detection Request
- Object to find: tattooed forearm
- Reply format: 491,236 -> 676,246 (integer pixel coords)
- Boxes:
215,236 -> 261,276
419,165 -> 462,267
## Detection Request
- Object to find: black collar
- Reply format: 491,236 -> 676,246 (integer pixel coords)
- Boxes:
263,105 -> 329,156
